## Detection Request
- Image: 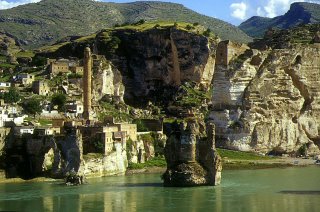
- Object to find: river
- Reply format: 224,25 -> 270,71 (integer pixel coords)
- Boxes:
1,166 -> 320,212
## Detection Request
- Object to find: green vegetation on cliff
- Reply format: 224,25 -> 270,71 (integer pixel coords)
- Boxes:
0,0 -> 251,49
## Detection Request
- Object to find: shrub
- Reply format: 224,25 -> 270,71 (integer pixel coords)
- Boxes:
1,88 -> 20,103
186,25 -> 194,30
22,98 -> 42,117
133,119 -> 148,132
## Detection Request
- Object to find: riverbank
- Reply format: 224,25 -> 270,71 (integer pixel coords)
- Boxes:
125,157 -> 318,175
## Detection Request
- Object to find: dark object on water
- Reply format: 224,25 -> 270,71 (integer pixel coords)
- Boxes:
65,170 -> 85,186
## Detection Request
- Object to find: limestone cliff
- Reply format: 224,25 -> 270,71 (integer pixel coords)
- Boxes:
83,143 -> 127,177
210,32 -> 320,155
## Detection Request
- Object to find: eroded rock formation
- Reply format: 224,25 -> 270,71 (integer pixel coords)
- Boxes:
4,126 -> 128,179
163,120 -> 222,187
210,37 -> 320,155
92,55 -> 125,103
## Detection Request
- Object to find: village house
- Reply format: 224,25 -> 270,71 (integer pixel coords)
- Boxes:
65,100 -> 83,118
114,123 -> 137,141
0,105 -> 26,127
32,80 -> 50,96
14,126 -> 35,136
70,66 -> 84,75
49,59 -> 69,75
13,73 -> 34,85
80,123 -> 136,155
41,102 -> 59,117
34,127 -> 61,136
0,82 -> 11,93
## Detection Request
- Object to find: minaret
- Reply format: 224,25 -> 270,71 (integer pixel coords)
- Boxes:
83,47 -> 92,120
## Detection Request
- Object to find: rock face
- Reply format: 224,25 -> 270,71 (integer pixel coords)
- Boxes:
45,27 -> 217,107
163,120 -> 222,187
92,55 -> 125,103
99,28 -> 216,106
4,127 -> 128,179
83,142 -> 127,177
210,38 -> 320,155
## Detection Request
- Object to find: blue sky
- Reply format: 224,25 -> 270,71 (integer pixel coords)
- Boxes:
0,0 -> 320,25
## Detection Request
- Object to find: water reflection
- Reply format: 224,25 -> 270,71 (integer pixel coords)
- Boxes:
1,167 -> 320,212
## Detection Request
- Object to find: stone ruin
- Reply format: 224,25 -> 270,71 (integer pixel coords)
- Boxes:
163,119 -> 222,187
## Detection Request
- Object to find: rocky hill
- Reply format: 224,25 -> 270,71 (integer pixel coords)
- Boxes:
239,2 -> 320,38
0,0 -> 251,49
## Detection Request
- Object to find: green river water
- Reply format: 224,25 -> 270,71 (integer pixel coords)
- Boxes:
0,166 -> 320,212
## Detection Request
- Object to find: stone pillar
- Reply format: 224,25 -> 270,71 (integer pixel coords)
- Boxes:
83,47 -> 92,120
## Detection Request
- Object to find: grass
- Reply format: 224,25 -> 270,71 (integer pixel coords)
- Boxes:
0,63 -> 16,69
39,119 -> 52,126
223,161 -> 292,170
15,51 -> 35,58
128,157 -> 167,169
217,148 -> 273,160
0,73 -> 13,82
38,42 -> 70,53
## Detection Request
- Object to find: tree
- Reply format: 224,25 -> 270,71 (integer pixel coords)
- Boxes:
1,88 -> 20,104
51,93 -> 66,111
203,28 -> 211,37
22,98 -> 42,117
31,56 -> 47,67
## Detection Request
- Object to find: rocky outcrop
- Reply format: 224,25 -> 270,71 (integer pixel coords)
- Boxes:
210,38 -> 320,155
4,127 -> 128,179
83,143 -> 128,177
92,55 -> 125,103
163,120 -> 222,187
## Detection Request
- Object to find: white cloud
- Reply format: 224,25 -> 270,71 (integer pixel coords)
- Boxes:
230,2 -> 248,20
0,0 -> 41,10
262,0 -> 306,18
256,7 -> 265,16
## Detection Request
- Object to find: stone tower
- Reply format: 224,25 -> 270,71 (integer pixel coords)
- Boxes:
83,47 -> 92,120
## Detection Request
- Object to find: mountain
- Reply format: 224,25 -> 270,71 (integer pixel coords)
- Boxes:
239,2 -> 320,38
0,0 -> 252,49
